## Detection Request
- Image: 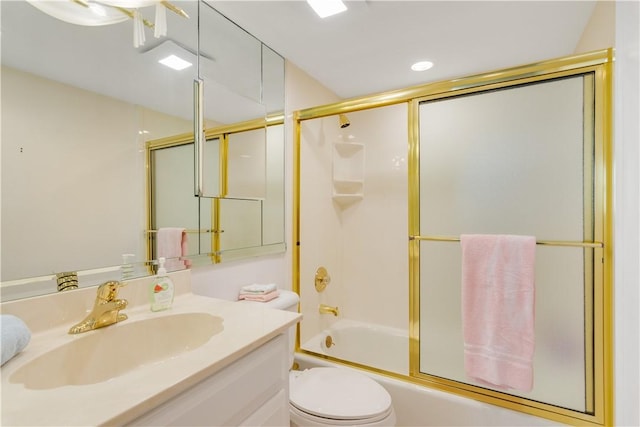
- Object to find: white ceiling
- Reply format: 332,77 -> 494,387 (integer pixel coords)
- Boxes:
211,0 -> 598,99
1,0 -> 597,118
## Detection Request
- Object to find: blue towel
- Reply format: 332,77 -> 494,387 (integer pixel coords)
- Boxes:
1,314 -> 31,365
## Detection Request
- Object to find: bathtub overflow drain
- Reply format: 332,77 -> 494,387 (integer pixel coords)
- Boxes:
325,335 -> 335,348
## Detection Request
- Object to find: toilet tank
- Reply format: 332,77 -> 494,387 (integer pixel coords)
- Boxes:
239,290 -> 299,368
258,290 -> 299,313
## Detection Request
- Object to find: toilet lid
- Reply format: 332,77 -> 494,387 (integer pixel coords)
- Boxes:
290,368 -> 392,421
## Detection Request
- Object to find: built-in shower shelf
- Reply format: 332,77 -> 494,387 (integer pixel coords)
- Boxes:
334,141 -> 364,157
332,194 -> 364,206
333,179 -> 364,194
332,140 -> 365,207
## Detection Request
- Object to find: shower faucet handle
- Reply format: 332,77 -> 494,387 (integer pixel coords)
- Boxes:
315,266 -> 331,292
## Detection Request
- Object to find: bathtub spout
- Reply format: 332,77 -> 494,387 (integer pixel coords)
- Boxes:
319,304 -> 339,316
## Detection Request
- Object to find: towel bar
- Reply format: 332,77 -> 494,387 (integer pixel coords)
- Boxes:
146,229 -> 223,234
410,235 -> 604,248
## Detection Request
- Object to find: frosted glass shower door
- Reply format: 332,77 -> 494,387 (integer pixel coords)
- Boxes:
418,75 -> 594,412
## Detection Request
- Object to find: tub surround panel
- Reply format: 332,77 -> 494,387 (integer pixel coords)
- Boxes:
337,104 -> 408,329
303,318 -> 409,375
1,272 -> 301,426
299,116 -> 346,343
298,104 -> 409,348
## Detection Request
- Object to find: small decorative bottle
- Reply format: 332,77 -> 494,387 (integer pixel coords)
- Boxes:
121,253 -> 135,282
150,257 -> 174,312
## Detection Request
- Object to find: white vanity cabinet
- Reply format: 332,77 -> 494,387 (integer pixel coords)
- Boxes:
130,334 -> 289,426
1,282 -> 300,427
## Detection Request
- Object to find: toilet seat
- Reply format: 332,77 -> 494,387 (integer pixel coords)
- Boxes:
290,403 -> 393,426
289,368 -> 394,425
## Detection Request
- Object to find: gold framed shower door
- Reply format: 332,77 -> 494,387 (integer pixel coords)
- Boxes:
293,49 -> 613,426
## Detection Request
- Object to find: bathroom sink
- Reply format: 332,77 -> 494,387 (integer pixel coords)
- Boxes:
10,312 -> 224,390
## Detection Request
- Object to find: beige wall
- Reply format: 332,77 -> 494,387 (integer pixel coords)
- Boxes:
613,1 -> 640,425
575,1 -> 615,53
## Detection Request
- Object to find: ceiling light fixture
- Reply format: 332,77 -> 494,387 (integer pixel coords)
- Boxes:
25,0 -> 189,48
307,0 -> 347,18
88,3 -> 107,17
411,61 -> 434,71
158,54 -> 192,71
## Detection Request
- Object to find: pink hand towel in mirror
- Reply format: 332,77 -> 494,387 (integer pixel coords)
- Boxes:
157,227 -> 190,270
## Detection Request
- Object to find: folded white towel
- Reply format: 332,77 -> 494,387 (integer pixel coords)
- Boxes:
238,290 -> 280,302
240,283 -> 277,295
1,315 -> 31,366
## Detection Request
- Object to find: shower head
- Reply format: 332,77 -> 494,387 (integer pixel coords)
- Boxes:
339,114 -> 350,128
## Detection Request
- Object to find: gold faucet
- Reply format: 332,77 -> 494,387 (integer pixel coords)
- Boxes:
68,281 -> 128,334
319,304 -> 339,316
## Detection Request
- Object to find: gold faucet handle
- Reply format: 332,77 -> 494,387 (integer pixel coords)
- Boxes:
97,280 -> 125,302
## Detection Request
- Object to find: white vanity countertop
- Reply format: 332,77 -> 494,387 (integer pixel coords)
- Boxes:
1,275 -> 301,426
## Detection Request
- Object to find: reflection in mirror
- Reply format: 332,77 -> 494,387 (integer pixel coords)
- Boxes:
148,121 -> 285,266
227,129 -> 267,199
201,129 -> 268,200
199,1 -> 262,113
1,0 -> 197,302
202,136 -> 221,198
219,121 -> 286,260
1,0 -> 285,302
262,44 -> 286,115
149,142 -> 200,257
197,0 -> 269,199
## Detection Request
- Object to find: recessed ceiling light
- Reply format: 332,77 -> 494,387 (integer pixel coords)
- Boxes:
307,0 -> 347,18
158,54 -> 192,71
411,61 -> 434,72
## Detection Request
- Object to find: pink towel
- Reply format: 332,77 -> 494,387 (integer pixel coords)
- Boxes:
157,227 -> 190,270
460,234 -> 536,392
238,290 -> 280,302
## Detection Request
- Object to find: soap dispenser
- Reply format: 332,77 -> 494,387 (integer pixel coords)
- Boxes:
150,257 -> 174,312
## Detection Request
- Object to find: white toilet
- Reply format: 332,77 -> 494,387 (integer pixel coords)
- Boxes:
240,290 -> 396,426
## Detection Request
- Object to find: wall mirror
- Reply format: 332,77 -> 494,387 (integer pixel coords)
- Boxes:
0,0 -> 285,302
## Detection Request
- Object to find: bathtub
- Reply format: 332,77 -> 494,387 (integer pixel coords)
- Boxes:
298,319 -> 560,427
301,318 -> 409,375
295,353 -> 561,426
